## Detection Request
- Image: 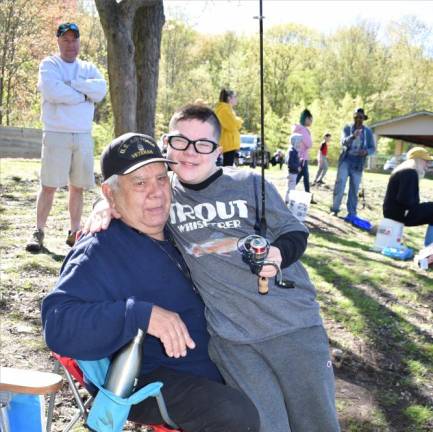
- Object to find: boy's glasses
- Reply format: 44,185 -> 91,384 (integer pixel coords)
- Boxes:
167,135 -> 218,154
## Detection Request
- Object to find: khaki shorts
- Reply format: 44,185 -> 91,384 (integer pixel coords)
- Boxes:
40,132 -> 95,189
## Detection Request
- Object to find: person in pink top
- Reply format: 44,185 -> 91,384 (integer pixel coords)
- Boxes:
293,109 -> 316,203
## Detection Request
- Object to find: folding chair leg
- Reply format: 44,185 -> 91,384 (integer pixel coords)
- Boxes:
62,364 -> 88,419
46,361 -> 62,432
155,392 -> 179,430
62,393 -> 93,432
63,408 -> 84,432
0,404 -> 10,432
0,392 -> 11,432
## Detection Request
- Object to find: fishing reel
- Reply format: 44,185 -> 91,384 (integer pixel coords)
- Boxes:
237,235 -> 294,295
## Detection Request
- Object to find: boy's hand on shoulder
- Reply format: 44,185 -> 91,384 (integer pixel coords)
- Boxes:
82,198 -> 121,234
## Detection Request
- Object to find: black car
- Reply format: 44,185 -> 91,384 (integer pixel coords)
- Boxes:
237,134 -> 270,169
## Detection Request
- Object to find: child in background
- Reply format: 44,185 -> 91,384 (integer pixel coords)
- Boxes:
285,133 -> 303,203
313,132 -> 331,185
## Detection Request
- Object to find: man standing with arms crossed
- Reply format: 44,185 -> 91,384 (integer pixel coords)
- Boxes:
26,22 -> 106,252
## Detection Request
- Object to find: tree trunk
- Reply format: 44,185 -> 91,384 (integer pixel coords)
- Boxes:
94,0 -> 164,137
134,2 -> 164,136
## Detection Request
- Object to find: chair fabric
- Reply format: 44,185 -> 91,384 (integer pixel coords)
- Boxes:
52,354 -> 181,432
77,358 -> 163,432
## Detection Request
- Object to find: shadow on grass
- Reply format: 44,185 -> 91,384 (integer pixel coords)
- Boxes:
303,233 -> 433,431
309,230 -> 433,305
26,247 -> 66,263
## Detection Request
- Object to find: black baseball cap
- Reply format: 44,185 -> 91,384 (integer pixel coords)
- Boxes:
101,133 -> 176,180
57,22 -> 80,38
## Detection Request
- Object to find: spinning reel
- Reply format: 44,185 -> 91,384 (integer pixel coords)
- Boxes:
237,235 -> 294,295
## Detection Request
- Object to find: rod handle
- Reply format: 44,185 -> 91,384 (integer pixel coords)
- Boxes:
258,276 -> 269,295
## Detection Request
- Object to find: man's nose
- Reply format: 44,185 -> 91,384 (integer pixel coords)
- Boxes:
148,179 -> 164,196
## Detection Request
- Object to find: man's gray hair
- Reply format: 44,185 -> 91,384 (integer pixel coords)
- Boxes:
103,174 -> 120,192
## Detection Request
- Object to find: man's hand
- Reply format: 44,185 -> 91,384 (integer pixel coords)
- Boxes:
82,198 -> 121,234
259,246 -> 282,278
353,129 -> 362,139
358,149 -> 368,157
147,305 -> 196,358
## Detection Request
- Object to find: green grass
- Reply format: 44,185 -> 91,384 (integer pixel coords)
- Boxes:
1,159 -> 432,431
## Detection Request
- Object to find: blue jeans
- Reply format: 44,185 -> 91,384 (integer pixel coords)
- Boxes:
425,225 -> 433,247
296,160 -> 310,192
331,159 -> 363,216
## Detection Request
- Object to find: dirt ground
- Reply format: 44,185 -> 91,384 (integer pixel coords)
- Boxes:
1,163 -> 432,431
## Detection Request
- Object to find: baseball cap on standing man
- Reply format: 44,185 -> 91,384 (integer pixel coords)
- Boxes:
56,22 -> 80,38
101,133 -> 176,180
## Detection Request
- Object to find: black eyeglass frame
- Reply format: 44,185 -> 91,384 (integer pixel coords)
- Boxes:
166,135 -> 219,154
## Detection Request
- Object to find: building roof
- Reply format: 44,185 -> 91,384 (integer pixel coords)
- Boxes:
370,111 -> 433,147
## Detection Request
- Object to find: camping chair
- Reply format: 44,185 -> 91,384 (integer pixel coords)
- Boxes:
50,353 -> 181,432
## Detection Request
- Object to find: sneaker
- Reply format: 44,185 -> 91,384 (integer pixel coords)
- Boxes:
26,229 -> 44,252
330,210 -> 339,217
66,230 -> 78,247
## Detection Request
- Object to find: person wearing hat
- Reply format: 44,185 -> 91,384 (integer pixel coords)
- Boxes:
26,22 -> 107,252
41,133 -> 260,432
383,146 -> 433,246
330,108 -> 376,218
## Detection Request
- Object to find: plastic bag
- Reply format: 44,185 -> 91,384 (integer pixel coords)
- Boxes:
344,214 -> 373,231
382,246 -> 414,261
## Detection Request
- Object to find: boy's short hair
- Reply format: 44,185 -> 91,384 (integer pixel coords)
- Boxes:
169,104 -> 221,142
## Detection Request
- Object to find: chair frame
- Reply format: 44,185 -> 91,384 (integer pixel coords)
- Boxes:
50,354 -> 180,432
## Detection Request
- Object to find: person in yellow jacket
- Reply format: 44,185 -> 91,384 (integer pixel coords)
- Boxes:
215,88 -> 243,166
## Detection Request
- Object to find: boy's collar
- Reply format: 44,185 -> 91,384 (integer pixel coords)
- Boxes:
179,168 -> 223,190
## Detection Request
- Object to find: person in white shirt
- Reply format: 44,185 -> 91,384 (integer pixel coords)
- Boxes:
26,22 -> 107,252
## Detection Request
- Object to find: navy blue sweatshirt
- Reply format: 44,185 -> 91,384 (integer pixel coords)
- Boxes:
41,219 -> 221,382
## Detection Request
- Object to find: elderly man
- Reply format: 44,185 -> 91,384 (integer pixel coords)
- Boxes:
41,133 -> 259,432
26,22 -> 106,252
330,108 -> 375,219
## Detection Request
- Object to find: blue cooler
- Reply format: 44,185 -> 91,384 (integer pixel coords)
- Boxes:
2,394 -> 44,432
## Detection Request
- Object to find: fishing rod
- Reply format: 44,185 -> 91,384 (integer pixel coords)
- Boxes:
257,0 -> 267,237
238,0 -> 294,294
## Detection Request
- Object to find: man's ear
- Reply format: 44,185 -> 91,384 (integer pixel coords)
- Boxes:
101,183 -> 115,208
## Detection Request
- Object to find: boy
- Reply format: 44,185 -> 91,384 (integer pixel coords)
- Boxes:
285,133 -> 303,203
90,105 -> 340,432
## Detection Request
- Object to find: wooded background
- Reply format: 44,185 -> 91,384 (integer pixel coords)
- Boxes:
1,0 -> 433,161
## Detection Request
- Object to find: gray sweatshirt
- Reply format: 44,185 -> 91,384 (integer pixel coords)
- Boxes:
169,167 -> 323,343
